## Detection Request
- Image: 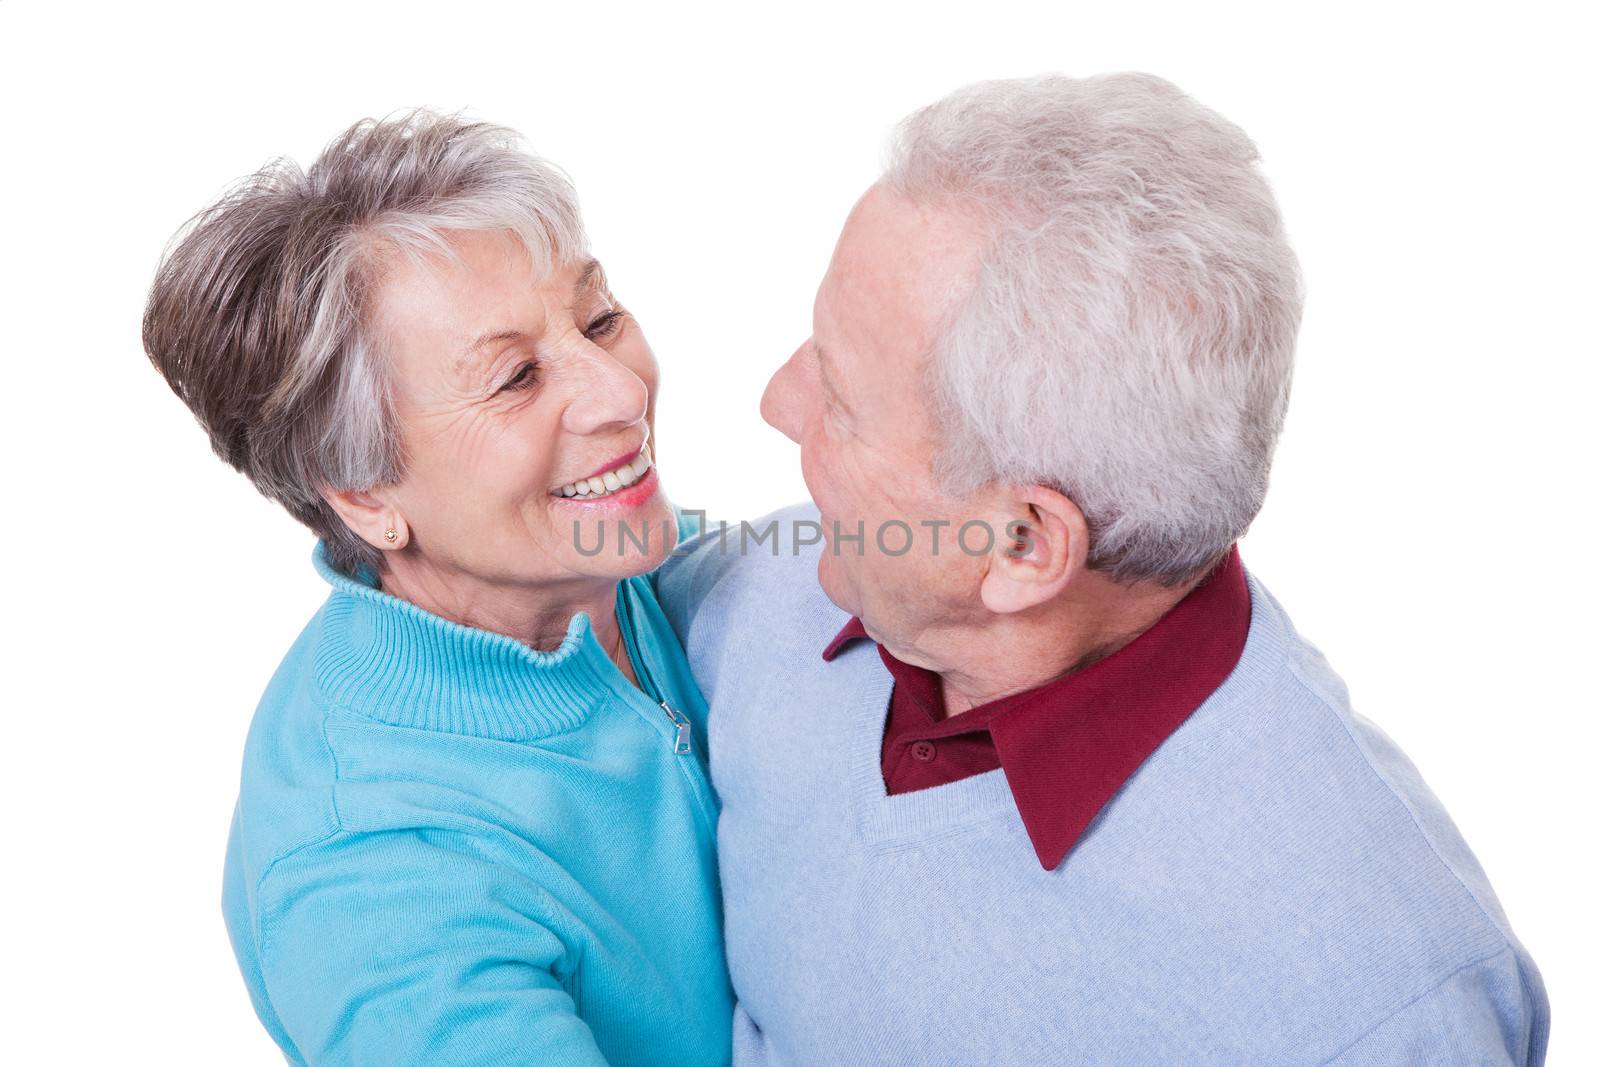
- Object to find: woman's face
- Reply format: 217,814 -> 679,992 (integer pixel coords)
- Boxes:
369,229 -> 677,590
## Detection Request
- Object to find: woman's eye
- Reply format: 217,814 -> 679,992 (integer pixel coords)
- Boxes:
500,362 -> 540,392
585,310 -> 625,340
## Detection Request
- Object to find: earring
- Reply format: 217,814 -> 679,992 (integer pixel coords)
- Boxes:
383,528 -> 399,544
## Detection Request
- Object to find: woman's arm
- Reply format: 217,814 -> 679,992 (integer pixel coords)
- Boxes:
253,827 -> 610,1066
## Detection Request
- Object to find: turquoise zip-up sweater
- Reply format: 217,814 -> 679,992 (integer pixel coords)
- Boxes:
221,531 -> 734,1066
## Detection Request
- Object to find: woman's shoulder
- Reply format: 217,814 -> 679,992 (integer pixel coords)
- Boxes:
229,599 -> 348,875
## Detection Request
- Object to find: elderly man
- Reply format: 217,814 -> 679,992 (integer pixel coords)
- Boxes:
657,73 -> 1548,1064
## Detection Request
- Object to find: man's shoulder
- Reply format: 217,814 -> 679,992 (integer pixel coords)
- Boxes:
660,499 -> 822,571
1232,574 -> 1522,937
653,501 -> 845,694
1140,571 -> 1545,1048
654,501 -> 834,634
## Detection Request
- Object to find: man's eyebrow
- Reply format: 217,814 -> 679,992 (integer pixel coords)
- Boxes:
815,342 -> 851,413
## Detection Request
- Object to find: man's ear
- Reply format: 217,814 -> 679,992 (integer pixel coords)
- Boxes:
320,485 -> 409,553
978,484 -> 1090,615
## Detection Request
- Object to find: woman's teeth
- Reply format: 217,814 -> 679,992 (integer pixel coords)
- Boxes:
557,445 -> 653,499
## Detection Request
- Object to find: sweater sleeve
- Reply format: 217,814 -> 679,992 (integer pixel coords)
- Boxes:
253,827 -> 611,1067
1321,947 -> 1543,1066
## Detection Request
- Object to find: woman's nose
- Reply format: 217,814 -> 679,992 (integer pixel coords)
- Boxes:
562,344 -> 649,437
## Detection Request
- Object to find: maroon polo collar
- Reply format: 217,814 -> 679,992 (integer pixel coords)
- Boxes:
821,545 -> 1251,870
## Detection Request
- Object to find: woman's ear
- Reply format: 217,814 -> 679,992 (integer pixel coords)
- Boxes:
320,485 -> 409,552
978,484 -> 1091,615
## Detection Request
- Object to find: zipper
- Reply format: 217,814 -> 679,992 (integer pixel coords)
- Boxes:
651,690 -> 716,835
660,700 -> 693,755
618,593 -> 695,757
614,581 -> 718,832
654,690 -> 716,835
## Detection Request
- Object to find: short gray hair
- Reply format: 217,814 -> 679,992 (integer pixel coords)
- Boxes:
884,73 -> 1304,586
142,108 -> 587,578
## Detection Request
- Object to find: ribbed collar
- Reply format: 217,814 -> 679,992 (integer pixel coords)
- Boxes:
309,539 -> 633,741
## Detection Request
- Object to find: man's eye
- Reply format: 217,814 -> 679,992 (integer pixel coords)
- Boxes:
585,310 -> 625,340
500,362 -> 540,392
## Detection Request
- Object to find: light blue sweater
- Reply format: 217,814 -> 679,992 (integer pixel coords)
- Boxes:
657,503 -> 1549,1066
221,535 -> 734,1065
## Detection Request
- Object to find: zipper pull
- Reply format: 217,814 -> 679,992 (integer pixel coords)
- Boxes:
660,701 -> 693,755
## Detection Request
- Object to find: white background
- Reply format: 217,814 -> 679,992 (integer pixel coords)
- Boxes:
2,1 -> 1594,1061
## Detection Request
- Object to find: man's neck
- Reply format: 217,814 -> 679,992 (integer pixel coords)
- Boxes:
880,571 -> 1203,718
377,553 -> 623,658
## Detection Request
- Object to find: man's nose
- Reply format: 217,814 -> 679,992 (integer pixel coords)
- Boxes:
761,344 -> 806,443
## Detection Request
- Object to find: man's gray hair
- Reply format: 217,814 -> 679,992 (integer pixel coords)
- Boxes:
142,108 -> 587,577
884,73 -> 1304,586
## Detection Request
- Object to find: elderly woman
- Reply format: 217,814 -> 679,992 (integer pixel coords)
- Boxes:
142,111 -> 732,1065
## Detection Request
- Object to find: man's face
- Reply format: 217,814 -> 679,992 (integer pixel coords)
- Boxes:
761,183 -> 992,642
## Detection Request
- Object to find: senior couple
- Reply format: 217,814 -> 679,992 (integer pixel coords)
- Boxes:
144,74 -> 1548,1065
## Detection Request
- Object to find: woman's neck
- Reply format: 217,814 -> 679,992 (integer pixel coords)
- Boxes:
377,553 -> 624,658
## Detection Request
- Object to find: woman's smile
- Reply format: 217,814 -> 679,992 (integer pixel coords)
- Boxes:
553,462 -> 661,511
553,440 -> 656,504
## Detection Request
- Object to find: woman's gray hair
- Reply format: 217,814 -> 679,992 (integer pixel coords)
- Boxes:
142,108 -> 587,577
884,73 -> 1304,586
